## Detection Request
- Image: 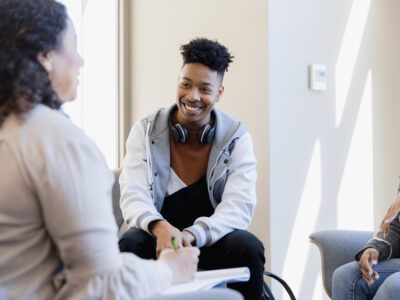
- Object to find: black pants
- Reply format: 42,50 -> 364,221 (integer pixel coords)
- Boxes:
119,228 -> 265,300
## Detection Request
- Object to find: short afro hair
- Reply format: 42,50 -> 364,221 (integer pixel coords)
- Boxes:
180,38 -> 234,79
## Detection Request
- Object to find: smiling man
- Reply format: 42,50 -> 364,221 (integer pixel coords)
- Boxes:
119,38 -> 265,299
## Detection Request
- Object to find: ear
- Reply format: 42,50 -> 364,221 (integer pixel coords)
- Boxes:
216,85 -> 224,102
37,51 -> 54,73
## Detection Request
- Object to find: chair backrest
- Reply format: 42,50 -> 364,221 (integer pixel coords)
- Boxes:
111,169 -> 124,230
309,230 -> 373,298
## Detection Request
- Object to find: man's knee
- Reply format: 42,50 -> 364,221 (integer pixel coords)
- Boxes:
119,228 -> 156,258
332,261 -> 361,289
224,230 -> 265,264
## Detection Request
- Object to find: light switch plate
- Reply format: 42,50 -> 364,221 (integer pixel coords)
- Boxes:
309,64 -> 327,91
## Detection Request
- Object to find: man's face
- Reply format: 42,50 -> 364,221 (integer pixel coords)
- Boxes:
176,63 -> 224,128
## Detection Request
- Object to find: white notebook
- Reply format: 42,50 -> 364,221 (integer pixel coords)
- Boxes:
160,267 -> 250,295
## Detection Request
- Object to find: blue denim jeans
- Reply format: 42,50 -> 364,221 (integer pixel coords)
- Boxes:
332,259 -> 400,300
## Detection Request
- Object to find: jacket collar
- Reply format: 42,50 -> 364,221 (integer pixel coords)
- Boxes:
148,104 -> 247,152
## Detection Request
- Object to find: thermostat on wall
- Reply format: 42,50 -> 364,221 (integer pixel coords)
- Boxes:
309,64 -> 327,91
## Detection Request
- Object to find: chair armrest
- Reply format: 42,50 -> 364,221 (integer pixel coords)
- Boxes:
309,230 -> 373,298
112,169 -> 124,229
145,289 -> 243,300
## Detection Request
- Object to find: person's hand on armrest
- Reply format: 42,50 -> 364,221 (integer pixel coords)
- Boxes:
159,247 -> 200,284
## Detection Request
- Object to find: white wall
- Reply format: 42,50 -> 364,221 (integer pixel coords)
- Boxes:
269,0 -> 400,299
126,0 -> 270,267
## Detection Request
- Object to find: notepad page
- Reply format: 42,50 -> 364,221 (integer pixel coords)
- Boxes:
160,267 -> 250,295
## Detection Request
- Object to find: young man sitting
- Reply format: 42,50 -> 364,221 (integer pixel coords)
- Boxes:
119,38 -> 265,300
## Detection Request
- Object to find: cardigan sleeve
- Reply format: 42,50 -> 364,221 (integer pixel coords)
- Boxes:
23,115 -> 172,299
355,214 -> 400,262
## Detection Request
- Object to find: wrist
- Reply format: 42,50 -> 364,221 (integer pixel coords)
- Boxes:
366,247 -> 379,255
183,230 -> 196,245
149,220 -> 167,236
156,257 -> 174,284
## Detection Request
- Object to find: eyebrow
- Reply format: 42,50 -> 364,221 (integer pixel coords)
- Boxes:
182,77 -> 214,87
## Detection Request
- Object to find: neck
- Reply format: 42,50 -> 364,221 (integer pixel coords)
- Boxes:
174,111 -> 212,132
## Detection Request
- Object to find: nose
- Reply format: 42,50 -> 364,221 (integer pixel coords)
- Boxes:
188,88 -> 200,101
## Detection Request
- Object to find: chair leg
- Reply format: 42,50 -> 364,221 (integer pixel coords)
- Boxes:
263,271 -> 296,300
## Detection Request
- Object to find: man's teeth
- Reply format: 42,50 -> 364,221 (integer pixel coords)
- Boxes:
185,104 -> 200,111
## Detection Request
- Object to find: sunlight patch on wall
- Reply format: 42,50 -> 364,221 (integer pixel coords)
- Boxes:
282,140 -> 322,299
337,71 -> 373,230
80,0 -> 118,169
335,0 -> 371,127
60,0 -> 118,169
312,272 -> 325,300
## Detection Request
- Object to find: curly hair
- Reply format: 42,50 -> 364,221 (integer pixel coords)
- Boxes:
0,0 -> 67,127
180,38 -> 234,80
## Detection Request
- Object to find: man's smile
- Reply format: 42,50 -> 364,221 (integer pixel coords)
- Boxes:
181,101 -> 203,112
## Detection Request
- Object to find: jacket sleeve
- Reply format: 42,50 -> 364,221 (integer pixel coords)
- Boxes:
355,213 -> 400,262
119,120 -> 164,234
185,132 -> 257,247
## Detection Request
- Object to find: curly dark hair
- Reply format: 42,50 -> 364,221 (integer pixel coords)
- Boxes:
0,0 -> 68,127
180,38 -> 234,80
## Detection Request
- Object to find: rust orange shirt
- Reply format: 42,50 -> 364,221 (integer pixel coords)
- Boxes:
169,130 -> 213,186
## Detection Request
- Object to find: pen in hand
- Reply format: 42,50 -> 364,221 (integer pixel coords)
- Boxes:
171,236 -> 179,251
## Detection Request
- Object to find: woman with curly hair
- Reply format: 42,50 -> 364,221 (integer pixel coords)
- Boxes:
0,1 -> 231,299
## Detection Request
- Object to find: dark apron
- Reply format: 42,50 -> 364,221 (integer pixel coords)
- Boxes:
161,175 -> 214,230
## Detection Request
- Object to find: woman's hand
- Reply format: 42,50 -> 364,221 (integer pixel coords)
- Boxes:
159,247 -> 200,284
150,220 -> 183,258
358,248 -> 379,286
376,195 -> 400,238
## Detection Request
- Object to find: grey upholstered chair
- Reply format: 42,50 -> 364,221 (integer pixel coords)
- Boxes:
111,169 -> 124,230
309,230 -> 373,298
310,179 -> 400,298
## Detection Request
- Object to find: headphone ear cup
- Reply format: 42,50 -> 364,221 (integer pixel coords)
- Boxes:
206,126 -> 216,144
205,126 -> 216,144
171,126 -> 181,143
198,124 -> 210,144
198,124 -> 215,144
174,123 -> 188,143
